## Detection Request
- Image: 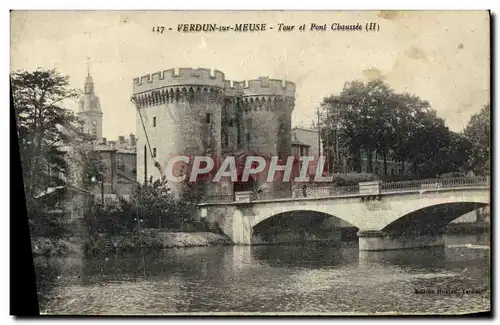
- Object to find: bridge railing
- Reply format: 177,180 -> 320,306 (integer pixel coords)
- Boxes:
380,176 -> 490,193
252,184 -> 360,201
199,176 -> 489,204
202,194 -> 234,204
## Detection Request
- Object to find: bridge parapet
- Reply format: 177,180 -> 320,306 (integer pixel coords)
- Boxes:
199,176 -> 490,205
379,176 -> 489,193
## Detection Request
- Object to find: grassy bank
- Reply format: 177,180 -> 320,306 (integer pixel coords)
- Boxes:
85,230 -> 233,255
31,237 -> 84,258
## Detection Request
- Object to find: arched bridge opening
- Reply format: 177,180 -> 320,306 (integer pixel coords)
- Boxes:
382,202 -> 489,236
251,210 -> 358,246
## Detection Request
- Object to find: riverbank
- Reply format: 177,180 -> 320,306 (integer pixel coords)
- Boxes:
87,230 -> 233,255
31,237 -> 84,258
32,230 -> 233,257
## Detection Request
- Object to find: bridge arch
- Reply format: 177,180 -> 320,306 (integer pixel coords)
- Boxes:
382,201 -> 489,235
251,210 -> 357,245
249,204 -> 363,232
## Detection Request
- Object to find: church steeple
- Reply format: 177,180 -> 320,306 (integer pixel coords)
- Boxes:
84,57 -> 95,95
84,75 -> 95,94
78,59 -> 103,141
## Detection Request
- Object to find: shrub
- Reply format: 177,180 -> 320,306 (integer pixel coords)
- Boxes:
330,173 -> 379,186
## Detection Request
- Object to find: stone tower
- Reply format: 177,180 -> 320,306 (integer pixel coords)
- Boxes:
228,77 -> 295,192
132,67 -> 295,198
132,68 -> 225,197
78,70 -> 103,141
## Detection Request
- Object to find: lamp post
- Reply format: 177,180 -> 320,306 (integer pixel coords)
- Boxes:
91,173 -> 105,204
317,106 -> 321,158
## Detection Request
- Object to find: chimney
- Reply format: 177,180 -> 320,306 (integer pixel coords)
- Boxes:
108,141 -> 116,150
119,136 -> 125,144
130,133 -> 136,146
102,137 -> 107,144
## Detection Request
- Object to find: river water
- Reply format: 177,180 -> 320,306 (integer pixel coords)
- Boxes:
35,233 -> 490,315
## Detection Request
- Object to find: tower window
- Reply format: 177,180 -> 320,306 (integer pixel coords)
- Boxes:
206,113 -> 211,124
246,118 -> 252,144
222,131 -> 229,149
153,148 -> 157,158
153,117 -> 156,127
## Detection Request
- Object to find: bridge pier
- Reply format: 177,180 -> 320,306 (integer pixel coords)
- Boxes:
357,230 -> 445,251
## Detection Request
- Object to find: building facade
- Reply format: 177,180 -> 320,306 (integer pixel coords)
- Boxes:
132,68 -> 295,197
291,127 -> 322,157
76,71 -> 138,202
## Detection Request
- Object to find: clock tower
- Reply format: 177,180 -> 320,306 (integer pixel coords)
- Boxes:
77,68 -> 103,141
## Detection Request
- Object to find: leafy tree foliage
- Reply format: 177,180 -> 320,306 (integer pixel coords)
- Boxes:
464,104 -> 490,174
84,181 -> 198,238
319,80 -> 478,179
12,69 -> 80,197
12,69 -> 84,239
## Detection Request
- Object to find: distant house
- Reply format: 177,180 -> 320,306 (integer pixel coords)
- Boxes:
34,184 -> 93,220
89,135 -> 138,202
291,127 -> 321,157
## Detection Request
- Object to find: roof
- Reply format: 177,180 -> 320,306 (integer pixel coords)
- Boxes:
292,140 -> 310,147
292,127 -> 319,134
117,171 -> 139,184
93,143 -> 115,152
34,185 -> 91,199
117,148 -> 136,154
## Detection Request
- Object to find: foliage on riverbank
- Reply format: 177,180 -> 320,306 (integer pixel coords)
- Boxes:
85,230 -> 233,255
84,181 -> 204,238
31,237 -> 83,258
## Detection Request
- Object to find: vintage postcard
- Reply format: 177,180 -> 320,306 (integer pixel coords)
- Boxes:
10,10 -> 491,316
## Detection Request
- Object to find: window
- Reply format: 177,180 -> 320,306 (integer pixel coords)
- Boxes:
246,119 -> 252,143
391,168 -> 395,176
153,117 -> 156,127
132,168 -> 137,176
222,131 -> 229,149
206,113 -> 211,124
153,148 -> 157,158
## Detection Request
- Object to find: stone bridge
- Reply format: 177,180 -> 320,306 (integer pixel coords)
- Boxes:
197,177 -> 490,251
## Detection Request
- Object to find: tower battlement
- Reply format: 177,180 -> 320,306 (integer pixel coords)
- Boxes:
133,68 -> 295,99
223,77 -> 295,98
133,68 -> 226,94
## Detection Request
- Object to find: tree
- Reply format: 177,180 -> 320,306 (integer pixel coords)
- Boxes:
389,93 -> 431,175
320,80 -> 398,174
12,68 -> 80,198
464,103 -> 490,174
319,80 -> 470,179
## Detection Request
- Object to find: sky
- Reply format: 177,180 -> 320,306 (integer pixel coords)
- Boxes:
10,10 -> 490,140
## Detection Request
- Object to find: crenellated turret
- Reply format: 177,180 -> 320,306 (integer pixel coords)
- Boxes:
132,67 -> 296,198
133,68 -> 226,94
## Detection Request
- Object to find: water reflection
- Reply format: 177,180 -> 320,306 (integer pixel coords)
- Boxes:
251,242 -> 358,269
37,234 -> 490,314
359,246 -> 447,270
